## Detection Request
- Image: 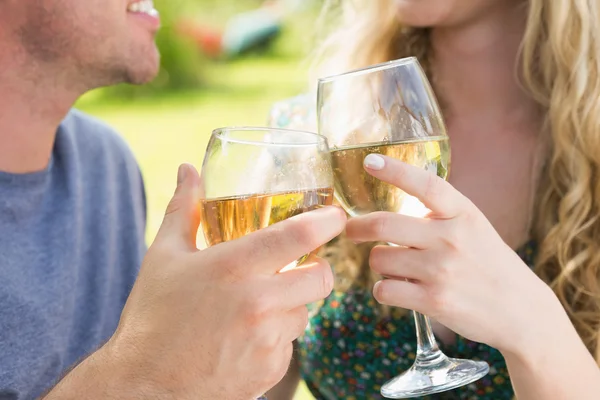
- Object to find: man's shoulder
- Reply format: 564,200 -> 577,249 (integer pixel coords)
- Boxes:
59,109 -> 136,166
56,109 -> 145,204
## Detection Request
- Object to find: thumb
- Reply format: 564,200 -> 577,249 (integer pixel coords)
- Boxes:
155,163 -> 201,251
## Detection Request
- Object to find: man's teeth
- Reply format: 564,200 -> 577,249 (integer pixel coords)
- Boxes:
128,0 -> 158,16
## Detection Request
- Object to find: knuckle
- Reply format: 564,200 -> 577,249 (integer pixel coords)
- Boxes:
427,286 -> 450,317
259,334 -> 281,357
462,203 -> 483,226
442,219 -> 464,249
370,213 -> 390,238
263,344 -> 293,388
257,229 -> 284,255
369,246 -> 386,274
260,354 -> 283,387
244,293 -> 275,324
395,161 -> 410,181
292,307 -> 310,338
283,341 -> 294,362
432,258 -> 453,281
319,262 -> 334,297
423,173 -> 444,204
299,261 -> 334,301
288,219 -> 318,250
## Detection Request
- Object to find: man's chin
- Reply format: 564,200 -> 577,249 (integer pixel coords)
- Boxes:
124,59 -> 161,85
121,46 -> 161,85
126,68 -> 160,85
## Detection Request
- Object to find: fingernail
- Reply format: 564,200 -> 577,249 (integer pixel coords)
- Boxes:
373,281 -> 383,299
364,154 -> 385,170
177,164 -> 188,185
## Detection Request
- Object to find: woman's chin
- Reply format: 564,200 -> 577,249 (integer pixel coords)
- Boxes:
395,0 -> 490,29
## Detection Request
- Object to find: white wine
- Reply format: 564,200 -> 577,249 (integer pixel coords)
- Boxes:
200,187 -> 334,268
330,136 -> 450,217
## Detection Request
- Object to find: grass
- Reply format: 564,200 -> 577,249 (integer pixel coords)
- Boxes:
76,10 -> 315,400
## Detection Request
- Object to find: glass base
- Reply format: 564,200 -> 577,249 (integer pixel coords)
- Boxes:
380,354 -> 489,399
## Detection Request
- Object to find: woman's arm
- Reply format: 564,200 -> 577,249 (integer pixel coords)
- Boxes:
503,302 -> 600,400
344,156 -> 600,399
265,349 -> 301,400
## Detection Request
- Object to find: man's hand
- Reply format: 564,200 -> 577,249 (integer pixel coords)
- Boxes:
46,164 -> 346,400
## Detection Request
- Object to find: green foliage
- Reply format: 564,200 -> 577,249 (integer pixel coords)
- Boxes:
86,0 -> 318,101
100,0 -> 207,99
152,0 -> 205,89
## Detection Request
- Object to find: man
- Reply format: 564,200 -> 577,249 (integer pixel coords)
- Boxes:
0,1 -> 346,399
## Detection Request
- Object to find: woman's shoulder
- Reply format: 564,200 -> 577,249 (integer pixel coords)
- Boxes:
268,93 -> 317,132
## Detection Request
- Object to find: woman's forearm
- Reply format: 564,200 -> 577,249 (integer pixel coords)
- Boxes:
503,310 -> 600,399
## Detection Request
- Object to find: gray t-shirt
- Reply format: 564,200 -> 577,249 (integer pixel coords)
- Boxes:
0,110 -> 146,399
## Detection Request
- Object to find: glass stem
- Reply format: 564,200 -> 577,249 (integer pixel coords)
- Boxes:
413,311 -> 446,367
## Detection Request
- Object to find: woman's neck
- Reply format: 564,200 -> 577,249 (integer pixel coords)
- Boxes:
425,4 -> 546,252
430,3 -> 539,129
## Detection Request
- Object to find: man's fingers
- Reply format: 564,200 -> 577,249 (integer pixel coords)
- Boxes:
206,206 -> 346,275
280,306 -> 310,343
154,164 -> 201,251
271,256 -> 334,310
363,154 -> 465,218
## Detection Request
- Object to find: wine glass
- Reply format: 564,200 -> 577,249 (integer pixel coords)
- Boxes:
199,127 -> 334,271
317,57 -> 489,398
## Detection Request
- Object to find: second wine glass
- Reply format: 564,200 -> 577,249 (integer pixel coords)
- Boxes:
317,57 -> 489,399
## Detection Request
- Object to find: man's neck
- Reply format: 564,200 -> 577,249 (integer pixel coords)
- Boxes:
430,2 -> 539,128
0,57 -> 81,174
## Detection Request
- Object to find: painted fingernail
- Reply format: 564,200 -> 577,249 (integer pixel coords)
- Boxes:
364,154 -> 385,170
373,281 -> 384,300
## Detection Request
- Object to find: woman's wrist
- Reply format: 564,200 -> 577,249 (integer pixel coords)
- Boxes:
499,285 -> 582,366
498,290 -> 600,400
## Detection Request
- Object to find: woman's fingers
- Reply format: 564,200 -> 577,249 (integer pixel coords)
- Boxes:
364,154 -> 467,218
370,245 -> 434,282
346,212 -> 439,248
372,278 -> 429,313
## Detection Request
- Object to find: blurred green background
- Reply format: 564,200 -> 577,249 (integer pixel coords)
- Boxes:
76,0 -> 316,398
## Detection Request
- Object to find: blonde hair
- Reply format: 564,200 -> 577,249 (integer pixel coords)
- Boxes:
315,0 -> 600,363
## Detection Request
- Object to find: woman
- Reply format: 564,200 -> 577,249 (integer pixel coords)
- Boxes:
268,0 -> 600,399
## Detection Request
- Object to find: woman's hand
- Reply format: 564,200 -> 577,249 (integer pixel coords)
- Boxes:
345,153 -> 567,357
